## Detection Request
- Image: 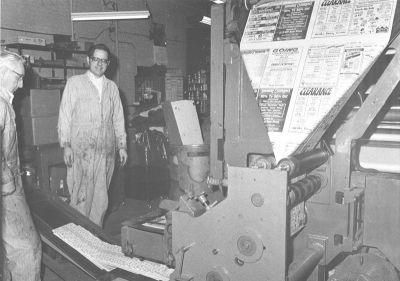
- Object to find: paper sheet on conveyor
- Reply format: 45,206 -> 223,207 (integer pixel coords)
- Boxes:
240,0 -> 398,161
53,223 -> 173,281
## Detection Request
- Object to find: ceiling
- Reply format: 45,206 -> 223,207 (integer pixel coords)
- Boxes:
173,0 -> 211,15
170,0 -> 212,27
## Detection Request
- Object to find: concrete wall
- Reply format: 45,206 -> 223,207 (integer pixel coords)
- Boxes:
1,0 -> 200,108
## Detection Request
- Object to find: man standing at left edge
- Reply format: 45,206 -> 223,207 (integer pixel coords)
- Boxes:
0,50 -> 42,281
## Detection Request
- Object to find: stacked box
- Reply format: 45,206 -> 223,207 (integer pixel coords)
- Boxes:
19,89 -> 60,145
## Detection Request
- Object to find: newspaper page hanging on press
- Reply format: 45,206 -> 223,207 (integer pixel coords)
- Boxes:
240,0 -> 397,161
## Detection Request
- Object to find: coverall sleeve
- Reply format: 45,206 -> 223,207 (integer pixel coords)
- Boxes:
0,100 -> 6,132
58,79 -> 74,148
0,100 -> 15,192
0,103 -> 4,189
112,87 -> 127,150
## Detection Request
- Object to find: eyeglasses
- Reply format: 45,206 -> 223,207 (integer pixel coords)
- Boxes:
7,67 -> 24,82
90,57 -> 110,65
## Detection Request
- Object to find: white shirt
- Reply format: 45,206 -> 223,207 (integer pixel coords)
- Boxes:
88,71 -> 104,102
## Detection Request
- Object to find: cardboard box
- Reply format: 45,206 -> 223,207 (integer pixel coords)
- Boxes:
19,89 -> 60,117
162,100 -> 203,145
32,144 -> 64,191
21,116 -> 58,145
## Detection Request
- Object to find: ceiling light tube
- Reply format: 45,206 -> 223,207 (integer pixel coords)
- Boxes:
211,0 -> 226,4
200,16 -> 211,25
71,11 -> 150,21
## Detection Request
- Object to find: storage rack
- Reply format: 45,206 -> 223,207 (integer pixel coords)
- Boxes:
6,43 -> 88,81
184,68 -> 210,116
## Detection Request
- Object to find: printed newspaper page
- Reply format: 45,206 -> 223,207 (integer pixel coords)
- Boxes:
241,0 -> 397,161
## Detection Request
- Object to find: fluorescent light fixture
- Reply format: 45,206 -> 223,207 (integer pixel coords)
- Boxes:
200,16 -> 211,25
71,11 -> 150,21
211,0 -> 226,4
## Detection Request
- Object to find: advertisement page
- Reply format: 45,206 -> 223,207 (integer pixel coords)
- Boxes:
241,0 -> 397,160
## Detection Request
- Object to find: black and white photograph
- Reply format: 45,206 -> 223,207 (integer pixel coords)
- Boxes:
1,0 -> 399,280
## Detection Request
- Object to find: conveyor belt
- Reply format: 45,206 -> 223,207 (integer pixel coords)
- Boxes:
27,189 -> 155,281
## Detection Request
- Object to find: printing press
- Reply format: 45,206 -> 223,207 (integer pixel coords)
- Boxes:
120,1 -> 400,281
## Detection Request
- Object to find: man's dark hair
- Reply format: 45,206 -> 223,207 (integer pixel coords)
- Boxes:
88,43 -> 111,59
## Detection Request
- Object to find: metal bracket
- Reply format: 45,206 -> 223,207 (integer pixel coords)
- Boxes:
170,243 -> 195,281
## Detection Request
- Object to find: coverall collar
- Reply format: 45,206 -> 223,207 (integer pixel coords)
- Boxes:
0,88 -> 14,104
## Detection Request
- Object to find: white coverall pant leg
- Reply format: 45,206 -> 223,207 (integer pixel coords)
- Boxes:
2,188 -> 42,281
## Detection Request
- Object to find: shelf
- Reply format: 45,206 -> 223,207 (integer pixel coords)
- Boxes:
30,63 -> 87,70
6,43 -> 89,82
6,43 -> 87,55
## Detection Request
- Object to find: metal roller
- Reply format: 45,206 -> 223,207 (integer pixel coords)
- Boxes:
348,106 -> 400,123
368,128 -> 400,142
287,243 -> 325,281
357,140 -> 400,173
288,174 -> 323,207
278,148 -> 330,178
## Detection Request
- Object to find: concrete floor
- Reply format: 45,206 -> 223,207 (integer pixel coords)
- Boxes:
40,163 -> 169,281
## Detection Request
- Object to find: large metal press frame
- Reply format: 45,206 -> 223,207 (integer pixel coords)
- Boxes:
168,1 -> 400,281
